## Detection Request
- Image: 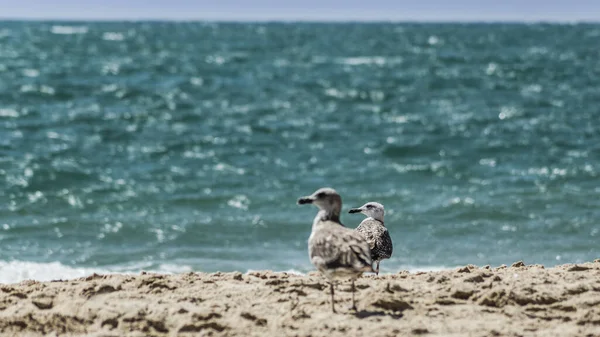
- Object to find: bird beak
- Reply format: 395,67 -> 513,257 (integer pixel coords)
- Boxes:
297,196 -> 314,205
348,207 -> 362,213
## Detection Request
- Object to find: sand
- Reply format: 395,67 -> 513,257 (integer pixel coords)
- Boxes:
1,261 -> 599,337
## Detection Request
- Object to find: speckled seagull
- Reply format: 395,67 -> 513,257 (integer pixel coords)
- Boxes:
297,187 -> 374,313
349,202 -> 392,275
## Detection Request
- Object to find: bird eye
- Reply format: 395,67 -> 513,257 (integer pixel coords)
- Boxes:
317,192 -> 326,198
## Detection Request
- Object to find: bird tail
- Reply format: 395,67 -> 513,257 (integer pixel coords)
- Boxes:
363,264 -> 375,273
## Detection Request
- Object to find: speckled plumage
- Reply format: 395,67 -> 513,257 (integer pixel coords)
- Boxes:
298,188 -> 374,313
309,219 -> 374,281
356,219 -> 392,262
349,202 -> 393,275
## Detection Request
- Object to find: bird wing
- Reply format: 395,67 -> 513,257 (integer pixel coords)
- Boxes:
355,221 -> 377,250
309,221 -> 373,273
355,219 -> 393,260
376,226 -> 393,259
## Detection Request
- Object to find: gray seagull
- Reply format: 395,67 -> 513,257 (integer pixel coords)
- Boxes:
297,187 -> 374,313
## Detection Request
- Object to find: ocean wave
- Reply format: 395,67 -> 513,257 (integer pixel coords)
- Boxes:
0,261 -> 195,284
0,261 -> 109,284
50,25 -> 88,35
2,22 -> 599,275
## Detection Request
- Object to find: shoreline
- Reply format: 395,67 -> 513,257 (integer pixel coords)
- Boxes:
0,259 -> 463,284
1,260 -> 599,336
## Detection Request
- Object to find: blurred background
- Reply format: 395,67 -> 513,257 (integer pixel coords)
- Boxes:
1,1 -> 599,282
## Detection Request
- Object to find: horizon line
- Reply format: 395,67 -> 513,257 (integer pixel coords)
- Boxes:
1,17 -> 600,24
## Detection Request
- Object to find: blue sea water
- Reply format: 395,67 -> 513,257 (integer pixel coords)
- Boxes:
1,21 -> 599,282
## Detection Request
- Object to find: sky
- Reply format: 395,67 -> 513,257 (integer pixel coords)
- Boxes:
0,0 -> 599,22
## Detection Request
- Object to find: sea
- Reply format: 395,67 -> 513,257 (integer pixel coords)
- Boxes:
1,21 -> 599,283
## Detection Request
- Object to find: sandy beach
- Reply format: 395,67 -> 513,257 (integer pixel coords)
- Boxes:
1,261 -> 599,337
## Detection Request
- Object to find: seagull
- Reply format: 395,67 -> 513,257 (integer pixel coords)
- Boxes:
297,187 -> 374,313
349,202 -> 392,275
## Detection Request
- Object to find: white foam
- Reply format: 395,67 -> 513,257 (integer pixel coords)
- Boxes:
0,108 -> 19,118
154,263 -> 193,274
335,56 -> 403,66
102,32 -> 125,41
0,260 -> 198,284
50,26 -> 88,35
0,260 -> 110,284
398,265 -> 455,273
245,268 -> 305,275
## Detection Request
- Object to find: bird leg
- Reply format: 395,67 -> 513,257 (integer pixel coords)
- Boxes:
351,279 -> 357,311
330,282 -> 336,313
375,261 -> 380,275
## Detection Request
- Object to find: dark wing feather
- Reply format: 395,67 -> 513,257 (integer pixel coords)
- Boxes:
355,219 -> 393,261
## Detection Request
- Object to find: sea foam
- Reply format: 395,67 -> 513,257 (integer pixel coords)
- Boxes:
0,260 -> 197,284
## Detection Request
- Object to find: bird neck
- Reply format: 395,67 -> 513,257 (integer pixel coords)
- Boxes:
312,209 -> 341,228
366,216 -> 385,225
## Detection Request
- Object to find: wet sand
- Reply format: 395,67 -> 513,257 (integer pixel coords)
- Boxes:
1,261 -> 599,337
